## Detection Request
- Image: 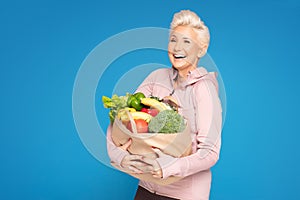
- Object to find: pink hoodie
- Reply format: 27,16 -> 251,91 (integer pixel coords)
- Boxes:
107,67 -> 222,200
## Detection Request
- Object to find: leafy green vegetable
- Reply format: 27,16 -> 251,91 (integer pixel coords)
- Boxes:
102,93 -> 131,123
148,110 -> 185,133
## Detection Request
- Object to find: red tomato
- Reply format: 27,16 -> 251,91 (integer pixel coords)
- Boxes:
127,119 -> 148,133
148,108 -> 159,117
140,107 -> 159,117
141,107 -> 149,113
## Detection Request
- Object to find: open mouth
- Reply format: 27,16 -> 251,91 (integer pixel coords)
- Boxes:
173,54 -> 186,59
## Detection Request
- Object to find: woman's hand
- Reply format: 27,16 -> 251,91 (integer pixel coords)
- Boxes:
142,156 -> 163,178
142,148 -> 179,179
120,139 -> 151,174
141,148 -> 174,179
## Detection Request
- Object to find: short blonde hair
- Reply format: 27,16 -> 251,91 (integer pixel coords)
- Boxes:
170,10 -> 210,56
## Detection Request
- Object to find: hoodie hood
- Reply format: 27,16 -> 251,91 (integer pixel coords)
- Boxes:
171,67 -> 219,92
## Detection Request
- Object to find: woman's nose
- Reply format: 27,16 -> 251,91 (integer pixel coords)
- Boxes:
174,41 -> 183,52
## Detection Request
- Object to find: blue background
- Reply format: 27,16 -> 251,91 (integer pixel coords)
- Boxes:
1,0 -> 299,199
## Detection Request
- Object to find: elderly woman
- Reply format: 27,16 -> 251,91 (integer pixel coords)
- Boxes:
107,10 -> 222,200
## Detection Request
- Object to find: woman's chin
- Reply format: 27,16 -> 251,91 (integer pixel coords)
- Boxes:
172,63 -> 187,70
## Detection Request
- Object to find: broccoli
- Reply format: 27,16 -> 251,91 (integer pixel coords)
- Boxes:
148,110 -> 185,133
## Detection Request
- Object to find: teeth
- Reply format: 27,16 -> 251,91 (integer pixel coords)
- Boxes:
174,54 -> 186,59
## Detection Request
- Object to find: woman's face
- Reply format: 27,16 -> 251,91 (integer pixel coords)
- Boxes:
168,26 -> 202,74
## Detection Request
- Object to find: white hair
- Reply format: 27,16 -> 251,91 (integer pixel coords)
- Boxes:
170,10 -> 210,56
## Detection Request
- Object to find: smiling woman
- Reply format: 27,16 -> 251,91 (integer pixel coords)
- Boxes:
106,10 -> 223,200
168,10 -> 210,78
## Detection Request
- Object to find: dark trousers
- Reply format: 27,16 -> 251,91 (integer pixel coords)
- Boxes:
134,186 -> 180,200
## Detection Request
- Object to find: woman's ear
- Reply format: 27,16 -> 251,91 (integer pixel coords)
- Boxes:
197,44 -> 208,58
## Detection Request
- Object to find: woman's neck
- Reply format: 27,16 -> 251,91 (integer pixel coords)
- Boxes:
177,66 -> 196,80
177,74 -> 186,83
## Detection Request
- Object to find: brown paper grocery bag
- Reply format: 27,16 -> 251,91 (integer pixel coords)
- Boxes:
110,114 -> 192,185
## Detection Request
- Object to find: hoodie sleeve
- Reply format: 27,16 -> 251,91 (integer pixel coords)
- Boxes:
159,78 -> 223,178
106,125 -> 130,166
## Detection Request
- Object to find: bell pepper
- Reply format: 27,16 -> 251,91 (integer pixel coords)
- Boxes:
127,92 -> 145,111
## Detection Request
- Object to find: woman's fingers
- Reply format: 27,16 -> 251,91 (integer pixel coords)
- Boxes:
128,166 -> 143,174
141,156 -> 163,178
137,165 -> 154,173
141,157 -> 159,169
151,170 -> 163,179
129,160 -> 147,167
127,156 -> 154,172
120,138 -> 132,151
121,154 -> 163,175
122,154 -> 143,165
127,154 -> 144,161
121,154 -> 150,173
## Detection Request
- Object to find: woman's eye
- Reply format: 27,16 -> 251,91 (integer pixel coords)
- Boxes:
170,38 -> 176,42
184,40 -> 190,44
